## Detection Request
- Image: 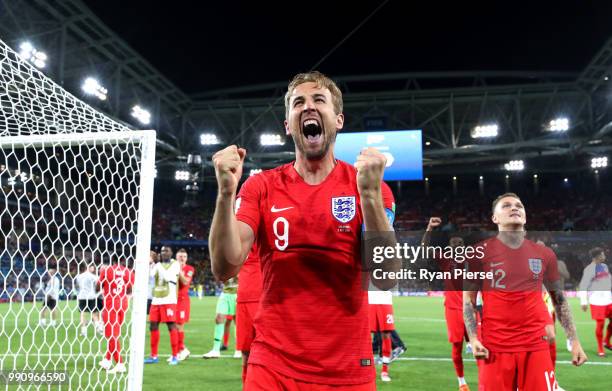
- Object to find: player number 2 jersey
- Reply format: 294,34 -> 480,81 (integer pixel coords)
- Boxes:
469,237 -> 559,353
236,160 -> 395,385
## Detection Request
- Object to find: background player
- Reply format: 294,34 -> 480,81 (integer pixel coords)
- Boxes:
578,247 -> 612,357
176,248 -> 195,360
464,192 -> 587,390
147,251 -> 158,315
368,288 -> 395,382
202,276 -> 239,358
74,264 -> 102,336
39,268 -> 61,327
98,257 -> 134,374
422,217 -> 471,391
235,245 -> 262,383
145,245 -> 181,365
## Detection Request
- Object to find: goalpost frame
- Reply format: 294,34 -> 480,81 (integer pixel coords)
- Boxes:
0,129 -> 156,391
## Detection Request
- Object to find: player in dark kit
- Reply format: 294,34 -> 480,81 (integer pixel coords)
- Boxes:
210,71 -> 398,390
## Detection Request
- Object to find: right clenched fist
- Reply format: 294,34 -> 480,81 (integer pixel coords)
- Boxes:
426,217 -> 442,231
212,145 -> 246,196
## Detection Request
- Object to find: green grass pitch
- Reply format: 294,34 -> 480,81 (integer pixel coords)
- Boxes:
1,297 -> 609,390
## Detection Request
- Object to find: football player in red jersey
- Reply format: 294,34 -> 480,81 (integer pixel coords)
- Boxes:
368,289 -> 395,382
463,193 -> 587,391
98,257 -> 134,374
236,244 -> 262,384
210,71 -> 398,390
176,248 -> 195,360
422,217 -> 471,391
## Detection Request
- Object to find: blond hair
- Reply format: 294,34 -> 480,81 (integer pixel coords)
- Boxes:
491,192 -> 522,214
284,71 -> 343,119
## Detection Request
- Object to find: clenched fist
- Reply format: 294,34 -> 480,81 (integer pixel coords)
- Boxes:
212,145 -> 246,196
354,147 -> 386,197
426,217 -> 442,232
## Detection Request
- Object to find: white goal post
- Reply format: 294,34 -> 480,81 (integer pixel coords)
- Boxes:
0,35 -> 156,391
0,130 -> 155,391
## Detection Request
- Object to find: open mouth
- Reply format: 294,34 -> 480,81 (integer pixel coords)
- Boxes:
302,118 -> 323,143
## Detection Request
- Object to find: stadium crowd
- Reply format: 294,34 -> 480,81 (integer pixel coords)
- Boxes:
1,181 -> 611,303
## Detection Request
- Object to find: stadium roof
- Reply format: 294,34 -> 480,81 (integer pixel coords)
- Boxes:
1,0 -> 612,179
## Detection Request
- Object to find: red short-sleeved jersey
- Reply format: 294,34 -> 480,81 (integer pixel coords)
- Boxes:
178,264 -> 195,301
469,237 -> 559,353
99,264 -> 134,309
437,255 -> 464,310
235,160 -> 395,385
237,244 -> 263,303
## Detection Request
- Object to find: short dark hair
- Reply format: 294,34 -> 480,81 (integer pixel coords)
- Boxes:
492,192 -> 522,214
589,247 -> 604,259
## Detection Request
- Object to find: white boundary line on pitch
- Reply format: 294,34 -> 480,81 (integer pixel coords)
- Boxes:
392,357 -> 612,366
4,354 -> 611,366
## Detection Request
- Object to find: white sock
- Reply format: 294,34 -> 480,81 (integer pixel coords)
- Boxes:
40,319 -> 47,326
81,326 -> 87,334
458,377 -> 466,386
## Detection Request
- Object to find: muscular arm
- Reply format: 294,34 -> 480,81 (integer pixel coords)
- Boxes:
178,272 -> 189,285
463,291 -> 479,340
209,194 -> 254,281
550,287 -> 588,365
361,190 -> 400,290
550,289 -> 577,342
463,290 -> 489,359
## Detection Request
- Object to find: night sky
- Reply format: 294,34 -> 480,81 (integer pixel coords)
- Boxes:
85,0 -> 612,94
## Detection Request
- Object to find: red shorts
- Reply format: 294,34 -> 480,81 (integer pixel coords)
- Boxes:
445,307 -> 466,343
244,364 -> 376,391
102,298 -> 128,338
369,304 -> 394,332
479,350 -> 556,391
177,298 -> 190,324
149,304 -> 177,323
590,303 -> 612,320
236,301 -> 259,351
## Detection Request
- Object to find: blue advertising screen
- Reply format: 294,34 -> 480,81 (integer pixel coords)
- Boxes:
334,130 -> 423,181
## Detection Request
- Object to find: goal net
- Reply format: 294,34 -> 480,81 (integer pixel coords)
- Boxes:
0,39 -> 155,391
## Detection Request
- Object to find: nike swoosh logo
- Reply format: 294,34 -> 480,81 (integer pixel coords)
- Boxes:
271,206 -> 294,213
491,262 -> 504,267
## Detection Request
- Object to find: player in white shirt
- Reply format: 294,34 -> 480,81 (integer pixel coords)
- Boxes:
75,264 -> 103,336
39,268 -> 61,327
579,247 -> 612,357
147,251 -> 158,315
144,246 -> 182,365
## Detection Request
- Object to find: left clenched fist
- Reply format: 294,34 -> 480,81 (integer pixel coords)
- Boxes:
354,147 -> 386,196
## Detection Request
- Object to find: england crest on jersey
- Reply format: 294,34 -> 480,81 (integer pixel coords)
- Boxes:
332,196 -> 356,223
528,258 -> 542,275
